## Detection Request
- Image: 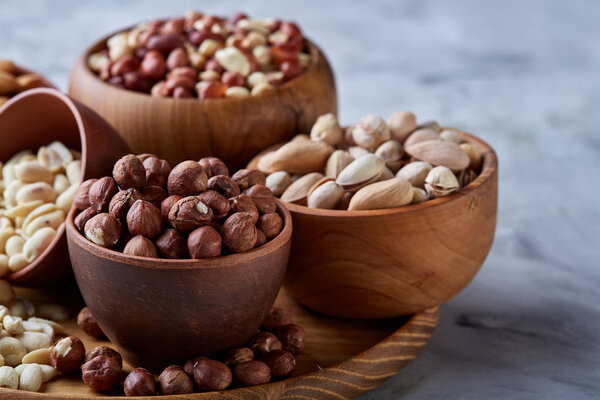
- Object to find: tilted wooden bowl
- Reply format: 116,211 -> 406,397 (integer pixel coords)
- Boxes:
0,88 -> 129,287
65,201 -> 292,370
68,31 -> 337,170
284,130 -> 498,319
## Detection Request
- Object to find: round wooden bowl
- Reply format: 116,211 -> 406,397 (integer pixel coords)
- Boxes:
65,201 -> 293,370
284,130 -> 498,319
0,88 -> 130,287
68,32 -> 337,170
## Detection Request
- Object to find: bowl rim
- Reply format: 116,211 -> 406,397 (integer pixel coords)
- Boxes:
75,23 -> 325,103
66,199 -> 293,270
284,128 -> 498,218
1,88 -> 90,281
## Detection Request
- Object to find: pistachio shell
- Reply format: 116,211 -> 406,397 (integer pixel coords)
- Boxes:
411,187 -> 429,204
336,154 -> 385,192
424,166 -> 459,198
348,177 -> 413,211
417,120 -> 440,133
310,113 -> 343,146
403,129 -> 440,148
265,139 -> 333,174
405,140 -> 470,171
307,179 -> 344,209
266,171 -> 291,196
396,161 -> 433,188
376,167 -> 395,182
375,140 -> 404,172
347,146 -> 371,159
387,111 -> 417,143
280,172 -> 324,205
351,114 -> 391,150
325,150 -> 354,178
440,129 -> 462,144
459,143 -> 482,171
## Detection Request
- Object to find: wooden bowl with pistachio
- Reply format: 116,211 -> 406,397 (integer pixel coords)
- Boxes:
248,112 -> 498,318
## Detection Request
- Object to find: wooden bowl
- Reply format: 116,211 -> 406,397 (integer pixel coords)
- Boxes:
0,88 -> 130,287
68,32 -> 337,170
65,201 -> 293,369
284,130 -> 498,319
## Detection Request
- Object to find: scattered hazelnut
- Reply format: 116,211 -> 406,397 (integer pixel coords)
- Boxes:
126,200 -> 163,238
50,336 -> 86,374
245,184 -> 276,214
192,359 -> 232,391
155,228 -> 188,258
84,346 -> 123,369
257,213 -> 283,240
260,350 -> 296,379
188,226 -> 222,259
84,213 -> 122,249
198,157 -> 229,178
229,194 -> 259,223
108,188 -> 143,220
168,196 -> 213,232
183,356 -> 208,376
276,324 -> 305,355
262,307 -> 293,331
74,207 -> 99,232
233,361 -> 271,386
81,355 -> 122,392
88,177 -> 118,211
124,367 -> 157,396
160,195 -> 182,222
207,175 -> 240,198
77,307 -> 104,338
73,179 -> 98,210
231,169 -> 266,190
123,235 -> 158,258
113,154 -> 147,189
141,185 -> 168,209
158,365 -> 194,395
222,212 -> 258,253
143,156 -> 171,187
167,161 -> 208,196
248,331 -> 282,356
225,347 -> 254,367
197,190 -> 231,219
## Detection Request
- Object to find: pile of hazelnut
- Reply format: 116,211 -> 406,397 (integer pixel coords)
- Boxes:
0,59 -> 46,107
73,154 -> 283,258
87,12 -> 311,99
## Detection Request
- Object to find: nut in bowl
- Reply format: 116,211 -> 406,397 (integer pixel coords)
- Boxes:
249,112 -> 498,318
0,60 -> 56,108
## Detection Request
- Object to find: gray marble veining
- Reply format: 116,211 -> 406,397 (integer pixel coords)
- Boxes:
1,0 -> 599,398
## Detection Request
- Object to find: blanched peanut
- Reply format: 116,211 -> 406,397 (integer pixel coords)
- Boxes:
8,253 -> 28,272
17,332 -> 52,352
2,315 -> 23,335
16,363 -> 56,382
22,203 -> 55,229
21,348 -> 51,365
0,336 -> 26,366
0,365 -> 18,388
36,304 -> 69,322
0,354 -> 4,367
0,228 -> 15,253
37,147 -> 63,173
14,162 -> 53,184
4,200 -> 43,219
27,317 -> 62,335
23,210 -> 64,237
8,298 -> 35,319
6,151 -> 33,168
65,160 -> 81,184
23,227 -> 56,262
55,184 -> 77,213
0,281 -> 14,304
47,142 -> 73,166
4,181 -> 24,207
15,182 -> 56,205
52,174 -> 70,194
18,363 -> 42,391
5,236 -> 25,258
0,306 -> 8,320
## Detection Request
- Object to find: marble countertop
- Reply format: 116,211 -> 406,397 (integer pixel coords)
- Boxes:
1,0 -> 598,398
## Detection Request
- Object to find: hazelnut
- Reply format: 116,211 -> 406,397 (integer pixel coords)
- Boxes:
124,367 -> 157,396
192,359 -> 232,391
183,356 -> 208,376
136,153 -> 158,162
207,175 -> 240,198
126,200 -> 163,238
74,207 -> 99,232
81,355 -> 122,392
231,169 -> 266,190
276,324 -> 305,355
168,196 -> 213,232
141,185 -> 168,209
188,226 -> 222,259
225,347 -> 254,367
88,177 -> 118,211
262,307 -> 293,331
158,365 -> 194,395
257,213 -> 283,240
84,213 -> 122,249
167,161 -> 208,196
222,212 -> 258,253
260,350 -> 295,379
255,229 -> 267,248
155,229 -> 188,259
73,179 -> 98,210
245,184 -> 276,214
84,346 -> 123,369
108,188 -> 143,220
248,331 -> 282,356
50,335 -> 86,374
123,235 -> 158,258
160,195 -> 182,222
229,194 -> 259,223
113,154 -> 147,189
233,361 -> 271,386
77,307 -> 105,338
143,156 -> 171,187
198,157 -> 229,178
197,190 -> 231,219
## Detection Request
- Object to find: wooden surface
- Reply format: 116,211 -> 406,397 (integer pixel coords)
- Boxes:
284,130 -> 498,319
0,288 -> 438,399
68,34 -> 338,170
0,88 -> 130,288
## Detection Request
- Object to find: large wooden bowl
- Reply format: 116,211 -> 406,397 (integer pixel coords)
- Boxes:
285,130 -> 498,319
68,32 -> 337,170
65,201 -> 293,370
0,88 -> 129,287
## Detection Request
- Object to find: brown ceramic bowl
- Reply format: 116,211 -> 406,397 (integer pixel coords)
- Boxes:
68,29 -> 337,170
0,88 -> 129,287
65,201 -> 292,369
283,130 -> 498,319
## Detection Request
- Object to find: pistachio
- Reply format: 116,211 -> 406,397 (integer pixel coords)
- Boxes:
396,161 -> 433,188
387,111 -> 417,143
424,166 -> 459,198
460,143 -> 482,171
411,187 -> 429,204
310,113 -> 343,146
417,120 -> 441,133
307,179 -> 344,209
403,129 -> 440,148
263,139 -> 333,174
348,177 -> 413,211
440,129 -> 462,144
458,169 -> 478,187
405,140 -> 470,171
265,171 -> 291,197
347,146 -> 371,160
376,167 -> 395,182
336,154 -> 385,192
280,173 -> 324,205
325,150 -> 354,179
375,140 -> 404,172
351,114 -> 390,150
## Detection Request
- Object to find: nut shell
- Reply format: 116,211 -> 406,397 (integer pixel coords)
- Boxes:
168,196 -> 213,232
50,336 -> 86,374
188,226 -> 222,259
192,359 -> 232,391
77,307 -> 104,338
158,365 -> 194,395
113,154 -> 147,189
81,355 -> 122,392
233,360 -> 271,386
167,161 -> 208,196
124,367 -> 157,396
222,212 -> 258,253
126,200 -> 163,239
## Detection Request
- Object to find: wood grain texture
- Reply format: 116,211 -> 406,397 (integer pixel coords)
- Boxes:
68,34 -> 338,170
0,88 -> 130,287
0,287 -> 438,399
284,130 -> 498,319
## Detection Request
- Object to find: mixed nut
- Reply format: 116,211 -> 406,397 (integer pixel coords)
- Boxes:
0,142 -> 82,274
73,154 -> 283,258
252,112 -> 483,210
88,12 -> 311,99
0,59 -> 47,107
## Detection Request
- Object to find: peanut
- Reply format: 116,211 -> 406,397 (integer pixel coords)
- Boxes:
23,227 -> 57,263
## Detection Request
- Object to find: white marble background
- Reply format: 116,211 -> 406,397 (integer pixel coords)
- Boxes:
1,0 -> 599,398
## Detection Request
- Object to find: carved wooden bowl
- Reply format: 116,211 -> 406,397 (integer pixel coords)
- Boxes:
65,201 -> 292,369
284,130 -> 498,318
68,31 -> 337,170
0,88 -> 129,287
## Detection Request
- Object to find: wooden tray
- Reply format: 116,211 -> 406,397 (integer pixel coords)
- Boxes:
0,288 -> 439,399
